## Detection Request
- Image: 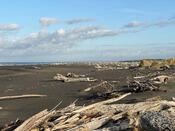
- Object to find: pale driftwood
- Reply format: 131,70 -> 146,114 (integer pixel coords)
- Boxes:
151,75 -> 171,84
84,81 -> 107,92
69,116 -> 111,131
0,94 -> 46,101
63,113 -> 80,124
54,73 -> 97,82
29,110 -> 56,130
172,97 -> 175,101
15,110 -> 55,131
64,77 -> 96,82
112,111 -> 128,120
52,124 -> 76,131
66,72 -> 85,78
73,93 -> 131,113
134,76 -> 146,79
94,100 -> 175,118
145,96 -> 162,102
54,115 -> 68,124
14,109 -> 48,131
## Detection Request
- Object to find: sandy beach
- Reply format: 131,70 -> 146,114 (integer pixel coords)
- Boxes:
0,63 -> 175,126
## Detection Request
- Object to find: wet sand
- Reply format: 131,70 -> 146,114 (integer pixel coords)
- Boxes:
0,64 -> 175,125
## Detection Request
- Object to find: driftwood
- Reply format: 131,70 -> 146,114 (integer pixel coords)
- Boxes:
151,75 -> 171,84
53,73 -> 97,82
129,73 -> 173,93
66,72 -> 85,78
0,94 -> 46,101
73,93 -> 131,113
83,81 -> 118,99
14,109 -> 49,131
128,80 -> 158,92
84,81 -> 108,92
2,119 -> 23,131
3,93 -> 175,131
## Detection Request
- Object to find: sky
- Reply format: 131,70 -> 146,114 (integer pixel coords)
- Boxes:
0,0 -> 175,62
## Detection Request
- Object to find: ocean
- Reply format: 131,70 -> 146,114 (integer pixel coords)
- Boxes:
0,62 -> 55,66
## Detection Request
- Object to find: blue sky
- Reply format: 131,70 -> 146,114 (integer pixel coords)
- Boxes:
0,0 -> 175,62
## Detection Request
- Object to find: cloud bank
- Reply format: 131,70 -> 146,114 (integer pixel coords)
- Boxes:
1,16 -> 175,62
0,24 -> 137,61
0,24 -> 21,31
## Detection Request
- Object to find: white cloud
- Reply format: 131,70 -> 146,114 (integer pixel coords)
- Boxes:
66,18 -> 95,24
39,18 -> 96,27
0,25 -> 137,61
0,24 -> 21,31
122,21 -> 146,28
123,20 -> 175,28
39,18 -> 60,27
146,21 -> 175,27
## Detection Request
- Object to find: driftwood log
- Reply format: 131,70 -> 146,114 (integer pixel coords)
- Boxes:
0,94 -> 46,101
53,73 -> 97,82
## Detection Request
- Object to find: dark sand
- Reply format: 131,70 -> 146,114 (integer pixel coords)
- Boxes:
0,64 -> 175,125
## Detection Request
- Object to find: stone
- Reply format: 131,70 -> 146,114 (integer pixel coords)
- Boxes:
140,111 -> 175,131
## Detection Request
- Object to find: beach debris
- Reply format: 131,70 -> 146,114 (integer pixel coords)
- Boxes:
0,94 -> 46,101
66,72 -> 85,78
94,64 -> 117,71
2,119 -> 23,131
53,73 -> 97,82
145,96 -> 162,102
94,62 -> 139,71
150,75 -> 171,84
84,81 -> 118,99
172,97 -> 175,101
3,93 -> 175,131
130,73 -> 172,92
128,80 -> 159,92
32,66 -> 40,70
84,81 -> 108,92
3,93 -> 130,131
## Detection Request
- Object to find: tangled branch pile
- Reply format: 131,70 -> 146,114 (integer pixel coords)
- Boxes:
84,81 -> 119,99
3,93 -> 175,131
128,72 -> 173,92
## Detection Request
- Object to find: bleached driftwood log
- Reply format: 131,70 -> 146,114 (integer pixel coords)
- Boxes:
14,109 -> 49,131
66,72 -> 85,78
53,73 -> 97,82
0,94 -> 46,101
73,93 -> 131,113
84,81 -> 107,92
151,75 -> 171,84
